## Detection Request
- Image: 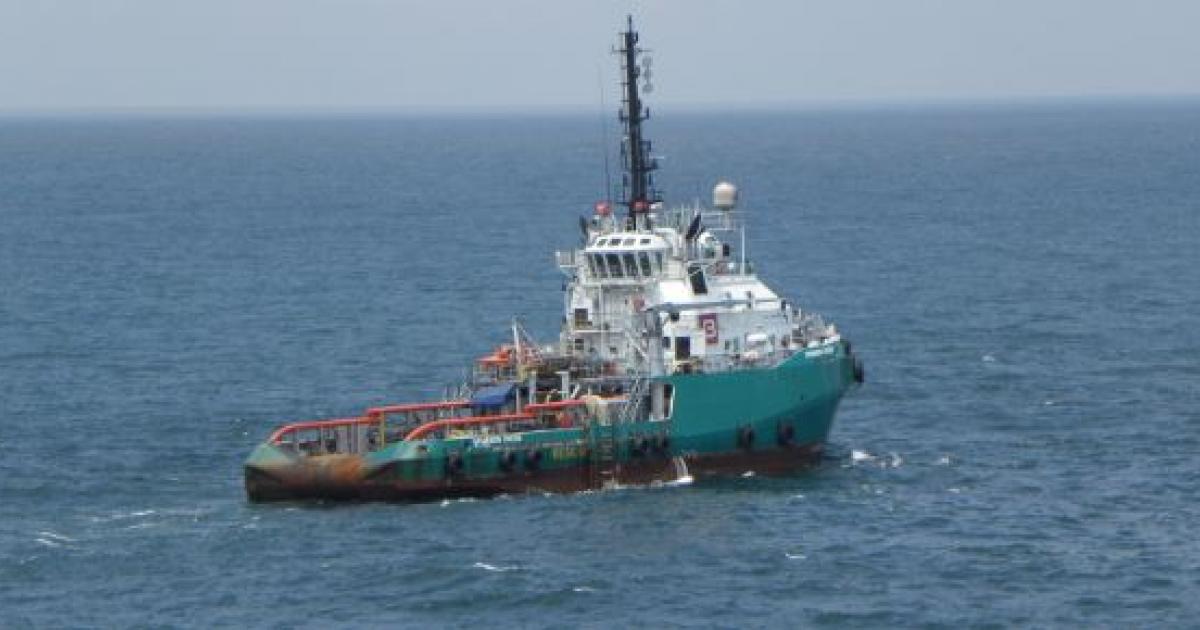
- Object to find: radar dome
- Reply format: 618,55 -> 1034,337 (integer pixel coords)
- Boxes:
713,181 -> 738,210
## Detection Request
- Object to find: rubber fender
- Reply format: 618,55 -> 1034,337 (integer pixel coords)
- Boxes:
499,451 -> 518,471
653,435 -> 671,453
524,449 -> 543,469
737,425 -> 755,449
777,422 -> 795,446
447,452 -> 465,473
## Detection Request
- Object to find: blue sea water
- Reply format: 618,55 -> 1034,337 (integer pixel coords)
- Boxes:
2,102 -> 1199,627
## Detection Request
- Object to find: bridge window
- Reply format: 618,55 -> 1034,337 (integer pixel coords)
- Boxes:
606,253 -> 624,278
623,253 -> 639,278
638,252 -> 653,276
591,254 -> 607,278
654,252 -> 664,273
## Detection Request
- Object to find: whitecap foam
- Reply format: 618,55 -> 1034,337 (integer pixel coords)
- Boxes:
741,471 -> 756,478
572,586 -> 597,593
785,552 -> 806,560
88,509 -> 157,523
936,454 -> 952,466
473,562 -> 518,572
663,475 -> 694,487
37,531 -> 75,543
888,452 -> 903,468
439,497 -> 478,505
850,449 -> 874,463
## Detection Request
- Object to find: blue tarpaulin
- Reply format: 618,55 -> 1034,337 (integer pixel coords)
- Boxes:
470,382 -> 516,409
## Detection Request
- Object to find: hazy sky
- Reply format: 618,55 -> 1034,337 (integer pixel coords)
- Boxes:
3,0 -> 1199,112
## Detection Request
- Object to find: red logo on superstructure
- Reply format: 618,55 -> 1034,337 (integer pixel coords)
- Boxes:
699,313 -> 719,345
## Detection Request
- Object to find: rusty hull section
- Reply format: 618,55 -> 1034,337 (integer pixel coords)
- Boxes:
244,443 -> 825,503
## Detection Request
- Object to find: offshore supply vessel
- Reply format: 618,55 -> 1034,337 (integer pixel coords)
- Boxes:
244,17 -> 863,502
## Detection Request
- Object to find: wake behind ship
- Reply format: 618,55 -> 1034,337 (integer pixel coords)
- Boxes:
244,17 -> 863,502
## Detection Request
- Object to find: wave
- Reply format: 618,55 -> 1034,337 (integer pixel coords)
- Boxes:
472,562 -> 519,572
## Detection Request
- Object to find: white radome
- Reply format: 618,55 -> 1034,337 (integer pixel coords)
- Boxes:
713,181 -> 738,210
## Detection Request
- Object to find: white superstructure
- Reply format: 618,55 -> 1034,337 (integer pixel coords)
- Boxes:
556,184 -> 837,381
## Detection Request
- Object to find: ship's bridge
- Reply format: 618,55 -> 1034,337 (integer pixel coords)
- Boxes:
583,233 -> 670,282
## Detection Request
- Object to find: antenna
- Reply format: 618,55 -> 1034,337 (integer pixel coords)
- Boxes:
615,14 -> 661,229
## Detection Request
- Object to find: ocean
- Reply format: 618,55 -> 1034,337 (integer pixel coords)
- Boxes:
2,102 -> 1198,627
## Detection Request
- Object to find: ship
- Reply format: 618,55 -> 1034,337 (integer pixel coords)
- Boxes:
243,17 -> 863,502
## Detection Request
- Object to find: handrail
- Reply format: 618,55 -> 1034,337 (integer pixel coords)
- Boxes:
269,417 -> 373,444
267,398 -> 599,448
269,400 -> 471,445
404,413 -> 537,441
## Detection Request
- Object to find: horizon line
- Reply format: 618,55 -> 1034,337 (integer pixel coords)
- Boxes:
2,92 -> 1199,119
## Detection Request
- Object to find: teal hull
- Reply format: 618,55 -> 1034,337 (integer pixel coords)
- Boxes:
244,341 -> 858,501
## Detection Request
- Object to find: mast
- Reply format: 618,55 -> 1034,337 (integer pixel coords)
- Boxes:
617,15 -> 660,229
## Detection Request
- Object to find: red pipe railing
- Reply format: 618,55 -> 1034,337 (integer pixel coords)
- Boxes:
268,417 -> 374,444
269,399 -> 470,444
267,398 -> 602,446
403,413 -> 538,441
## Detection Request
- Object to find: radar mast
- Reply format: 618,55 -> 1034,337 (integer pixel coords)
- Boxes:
617,15 -> 660,230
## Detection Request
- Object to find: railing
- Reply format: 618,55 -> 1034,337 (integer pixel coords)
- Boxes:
403,413 -> 537,440
269,416 -> 379,445
268,400 -> 471,451
403,399 -> 590,440
617,377 -> 648,425
266,398 -> 593,455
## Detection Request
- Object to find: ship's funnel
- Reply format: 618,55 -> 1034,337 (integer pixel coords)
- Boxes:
713,181 -> 738,211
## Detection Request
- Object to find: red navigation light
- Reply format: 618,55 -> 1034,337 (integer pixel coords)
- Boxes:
595,201 -> 612,216
633,200 -> 649,212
